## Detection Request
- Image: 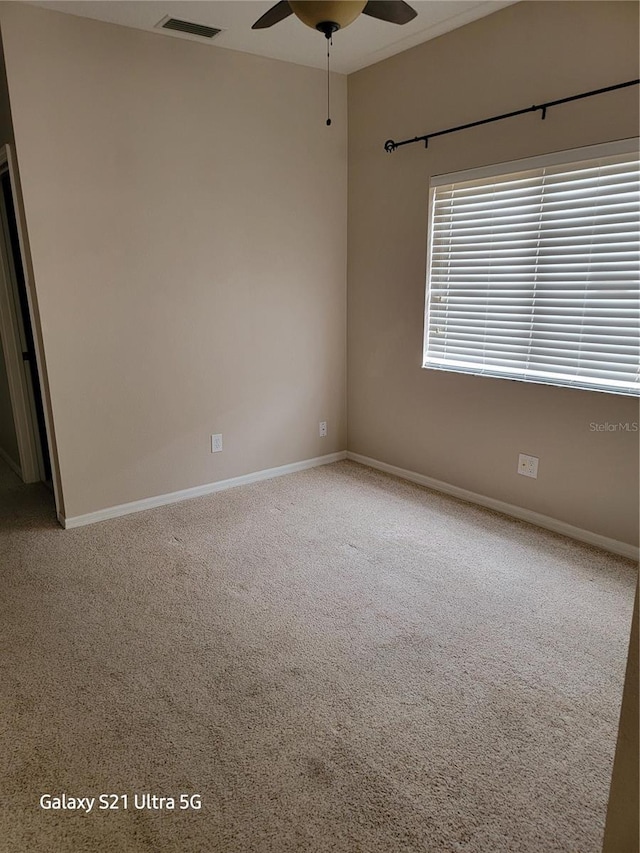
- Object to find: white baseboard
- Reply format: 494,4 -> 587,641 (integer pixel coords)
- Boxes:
60,451 -> 348,529
347,451 -> 639,561
0,444 -> 22,478
56,448 -> 640,560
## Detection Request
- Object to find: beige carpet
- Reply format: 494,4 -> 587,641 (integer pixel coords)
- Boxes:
0,458 -> 636,853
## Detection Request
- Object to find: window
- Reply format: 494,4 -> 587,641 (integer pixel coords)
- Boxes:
424,140 -> 640,396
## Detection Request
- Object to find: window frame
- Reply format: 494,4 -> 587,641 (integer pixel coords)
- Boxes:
423,137 -> 640,396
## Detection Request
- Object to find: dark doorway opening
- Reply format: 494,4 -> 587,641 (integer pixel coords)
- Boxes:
0,171 -> 51,482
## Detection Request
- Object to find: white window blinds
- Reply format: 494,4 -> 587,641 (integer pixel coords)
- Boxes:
424,141 -> 640,396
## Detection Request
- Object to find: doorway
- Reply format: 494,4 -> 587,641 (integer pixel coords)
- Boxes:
0,145 -> 58,514
0,168 -> 51,482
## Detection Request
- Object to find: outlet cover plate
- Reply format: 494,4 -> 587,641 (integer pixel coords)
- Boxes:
319,421 -> 327,437
518,453 -> 538,478
211,434 -> 223,453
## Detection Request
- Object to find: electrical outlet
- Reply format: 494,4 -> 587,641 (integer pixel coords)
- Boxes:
518,453 -> 539,478
211,434 -> 223,453
319,421 -> 327,437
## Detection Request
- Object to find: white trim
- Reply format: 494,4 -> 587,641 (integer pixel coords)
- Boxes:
2,145 -> 63,514
430,136 -> 640,186
0,150 -> 40,482
346,452 -> 639,561
0,444 -> 22,477
60,451 -> 348,529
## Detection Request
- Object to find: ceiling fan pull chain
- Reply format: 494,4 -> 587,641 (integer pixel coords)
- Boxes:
326,34 -> 332,126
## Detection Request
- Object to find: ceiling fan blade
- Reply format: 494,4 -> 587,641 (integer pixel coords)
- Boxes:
252,1 -> 293,30
362,1 -> 417,25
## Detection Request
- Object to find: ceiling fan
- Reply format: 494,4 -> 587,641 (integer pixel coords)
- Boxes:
252,1 -> 418,39
252,2 -> 418,125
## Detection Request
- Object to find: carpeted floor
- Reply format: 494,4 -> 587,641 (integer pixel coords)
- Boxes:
0,458 -> 636,853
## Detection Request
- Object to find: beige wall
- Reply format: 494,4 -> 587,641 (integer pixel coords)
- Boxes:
0,33 -> 12,145
0,1 -> 638,542
348,1 -> 640,547
0,3 -> 347,519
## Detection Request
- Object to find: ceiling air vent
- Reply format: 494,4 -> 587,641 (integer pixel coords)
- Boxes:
156,16 -> 222,40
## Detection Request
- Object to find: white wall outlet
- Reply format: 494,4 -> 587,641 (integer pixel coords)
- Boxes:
319,421 -> 327,437
211,434 -> 223,453
518,453 -> 539,478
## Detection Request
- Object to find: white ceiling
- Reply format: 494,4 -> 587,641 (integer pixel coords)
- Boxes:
27,1 -> 517,74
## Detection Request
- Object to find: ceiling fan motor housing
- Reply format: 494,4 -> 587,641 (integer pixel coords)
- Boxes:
288,1 -> 368,34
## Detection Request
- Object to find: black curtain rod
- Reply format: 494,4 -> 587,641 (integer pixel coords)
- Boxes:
383,79 -> 640,153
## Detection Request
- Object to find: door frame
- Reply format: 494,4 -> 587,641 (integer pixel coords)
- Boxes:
0,143 -> 62,517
